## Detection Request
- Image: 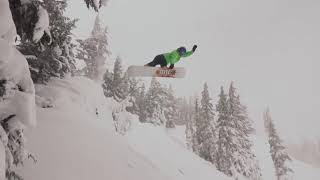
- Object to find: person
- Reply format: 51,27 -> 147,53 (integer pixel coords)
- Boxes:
145,45 -> 197,69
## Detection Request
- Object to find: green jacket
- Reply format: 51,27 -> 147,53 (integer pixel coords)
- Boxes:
163,50 -> 194,65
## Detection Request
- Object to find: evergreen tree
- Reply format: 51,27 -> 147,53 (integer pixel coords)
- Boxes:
77,14 -> 109,81
185,116 -> 194,150
145,77 -> 167,125
164,85 -> 177,128
112,56 -> 124,94
84,0 -> 108,11
195,83 -> 216,163
112,56 -> 129,101
135,84 -> 148,123
125,76 -> 140,113
264,108 -> 294,180
185,97 -> 197,151
9,0 -> 51,44
216,86 -> 233,175
16,0 -> 78,83
102,56 -> 129,102
192,97 -> 201,155
102,69 -> 113,97
176,97 -> 189,125
216,82 -> 261,179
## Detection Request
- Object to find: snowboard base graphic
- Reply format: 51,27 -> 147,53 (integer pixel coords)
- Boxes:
127,66 -> 186,78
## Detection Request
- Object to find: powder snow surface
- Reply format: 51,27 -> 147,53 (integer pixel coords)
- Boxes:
17,77 -> 231,180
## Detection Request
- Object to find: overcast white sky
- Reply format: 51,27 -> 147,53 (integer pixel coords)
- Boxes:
68,0 -> 320,141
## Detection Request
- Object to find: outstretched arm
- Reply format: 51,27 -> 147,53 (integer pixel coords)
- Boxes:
181,45 -> 197,57
181,50 -> 193,57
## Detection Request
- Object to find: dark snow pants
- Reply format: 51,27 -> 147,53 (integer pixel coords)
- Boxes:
146,55 -> 167,68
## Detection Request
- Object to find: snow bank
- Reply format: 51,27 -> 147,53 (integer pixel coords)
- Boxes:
0,38 -> 36,128
0,0 -> 36,128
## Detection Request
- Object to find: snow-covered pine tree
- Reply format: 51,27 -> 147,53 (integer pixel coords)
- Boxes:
77,14 -> 109,82
164,85 -> 177,128
124,76 -> 141,113
102,69 -> 113,97
83,0 -> 108,11
195,83 -> 217,163
264,108 -> 294,180
134,84 -> 148,123
176,97 -> 188,125
177,96 -> 194,125
185,116 -> 194,150
145,77 -> 167,125
113,57 -> 129,100
104,56 -> 131,101
9,0 -> 50,43
121,72 -> 131,99
220,82 -> 261,180
112,56 -> 123,86
185,97 -> 197,151
15,0 -> 78,83
191,97 -> 201,155
216,86 -> 233,175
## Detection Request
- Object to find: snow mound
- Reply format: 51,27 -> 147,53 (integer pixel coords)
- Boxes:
17,77 -> 231,180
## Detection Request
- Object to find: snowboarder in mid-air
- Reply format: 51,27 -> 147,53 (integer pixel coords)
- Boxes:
145,45 -> 198,69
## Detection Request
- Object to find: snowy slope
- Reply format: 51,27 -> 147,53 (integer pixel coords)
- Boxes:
17,76 -> 319,180
127,122 -> 230,180
169,125 -> 320,180
17,77 -> 231,180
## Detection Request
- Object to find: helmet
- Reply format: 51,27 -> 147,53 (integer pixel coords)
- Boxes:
177,47 -> 186,55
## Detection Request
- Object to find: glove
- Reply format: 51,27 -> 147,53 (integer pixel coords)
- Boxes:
192,45 -> 198,52
169,64 -> 174,69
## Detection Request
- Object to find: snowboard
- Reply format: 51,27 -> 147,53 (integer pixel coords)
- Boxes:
127,65 -> 186,78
